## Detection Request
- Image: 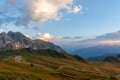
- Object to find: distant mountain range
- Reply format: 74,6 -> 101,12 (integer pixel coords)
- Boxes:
88,53 -> 119,60
73,45 -> 120,58
0,31 -> 64,53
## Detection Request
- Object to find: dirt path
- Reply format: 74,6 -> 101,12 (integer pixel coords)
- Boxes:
57,66 -> 80,71
3,56 -> 103,73
111,74 -> 120,78
19,62 -> 53,70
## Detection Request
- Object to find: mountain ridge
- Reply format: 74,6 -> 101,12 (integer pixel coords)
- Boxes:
0,31 -> 65,53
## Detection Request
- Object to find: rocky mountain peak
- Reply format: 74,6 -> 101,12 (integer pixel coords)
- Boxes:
0,31 -> 65,53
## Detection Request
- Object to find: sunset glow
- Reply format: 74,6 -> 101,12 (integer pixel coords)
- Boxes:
100,40 -> 120,45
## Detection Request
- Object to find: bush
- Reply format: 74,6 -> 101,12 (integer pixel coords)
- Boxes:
109,76 -> 118,80
30,63 -> 34,67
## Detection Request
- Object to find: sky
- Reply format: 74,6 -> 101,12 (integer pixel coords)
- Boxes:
0,0 -> 120,52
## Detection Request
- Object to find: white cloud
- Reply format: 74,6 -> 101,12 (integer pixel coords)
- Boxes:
68,5 -> 82,14
35,32 -> 83,42
73,6 -> 81,13
24,0 -> 79,21
34,32 -> 84,52
36,33 -> 53,41
5,0 -> 82,26
23,33 -> 32,39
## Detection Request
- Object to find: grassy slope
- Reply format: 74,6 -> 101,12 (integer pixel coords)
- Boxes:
0,49 -> 120,80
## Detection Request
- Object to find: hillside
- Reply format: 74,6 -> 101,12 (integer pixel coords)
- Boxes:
104,54 -> 120,63
88,54 -> 119,60
0,49 -> 120,80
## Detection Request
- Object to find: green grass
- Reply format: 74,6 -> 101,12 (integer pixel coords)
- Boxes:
0,72 -> 41,80
0,48 -> 120,80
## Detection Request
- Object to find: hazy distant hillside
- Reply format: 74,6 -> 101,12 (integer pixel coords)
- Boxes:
88,54 -> 120,60
0,31 -> 65,53
104,54 -> 120,63
73,45 -> 120,58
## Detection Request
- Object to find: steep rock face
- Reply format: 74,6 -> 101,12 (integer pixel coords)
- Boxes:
8,31 -> 32,45
0,31 -> 65,53
0,32 -> 13,50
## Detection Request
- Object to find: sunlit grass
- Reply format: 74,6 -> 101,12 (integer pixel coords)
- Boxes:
0,49 -> 119,80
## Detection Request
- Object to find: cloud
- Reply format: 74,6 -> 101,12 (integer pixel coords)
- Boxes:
55,31 -> 120,52
25,0 -> 78,22
99,40 -> 120,45
95,31 -> 120,45
35,33 -> 53,41
34,32 -> 83,43
32,26 -> 40,30
96,31 -> 120,40
23,33 -> 32,39
1,0 -> 82,27
68,5 -> 82,14
0,27 -> 4,33
62,36 -> 82,39
33,32 -> 83,52
75,31 -> 120,47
